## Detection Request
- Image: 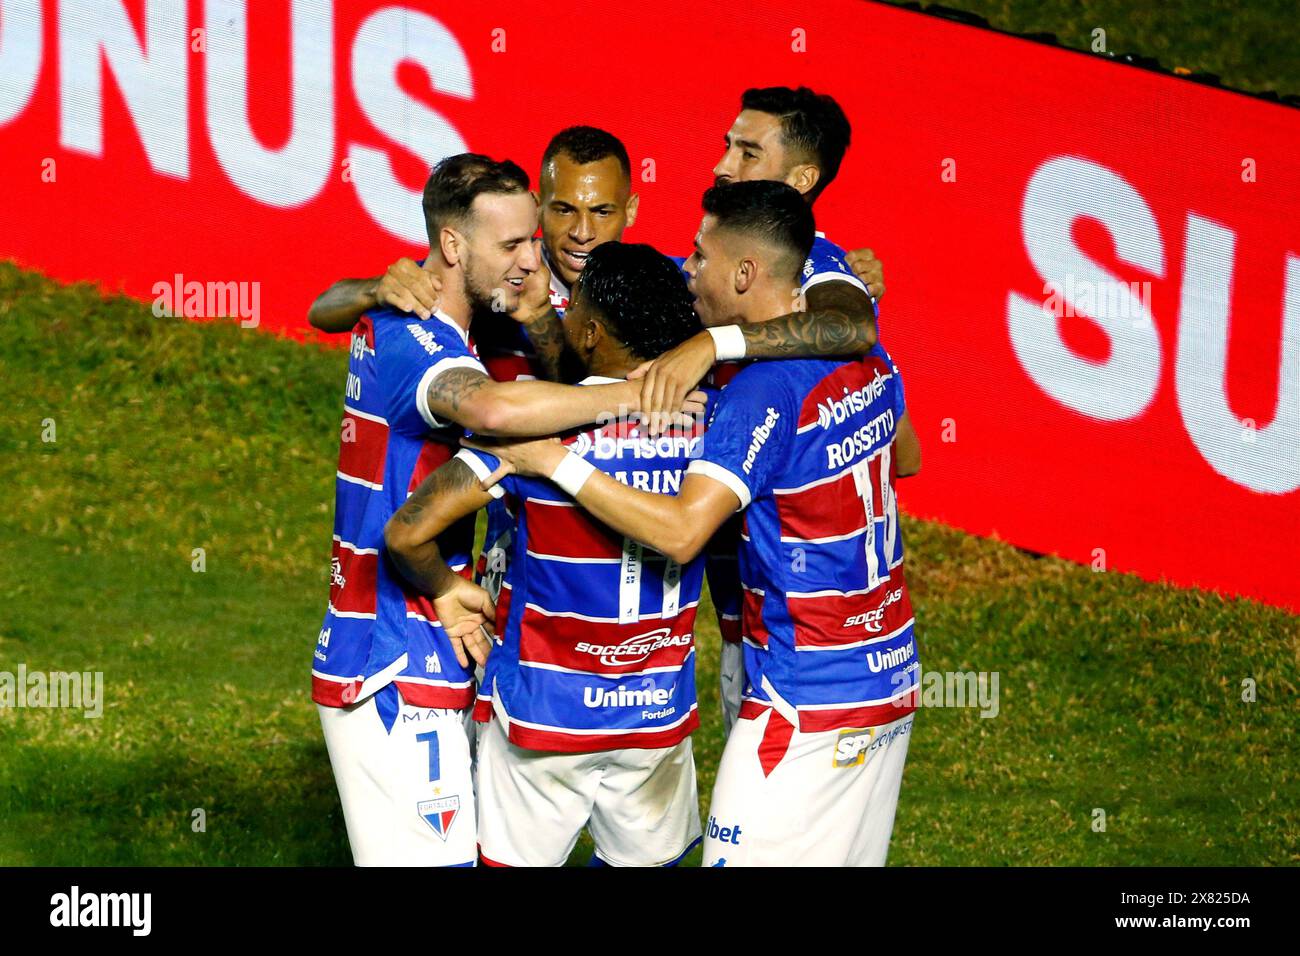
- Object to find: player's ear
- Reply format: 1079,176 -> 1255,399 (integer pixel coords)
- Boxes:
787,163 -> 820,199
734,256 -> 758,294
439,227 -> 462,268
624,192 -> 640,230
584,316 -> 604,351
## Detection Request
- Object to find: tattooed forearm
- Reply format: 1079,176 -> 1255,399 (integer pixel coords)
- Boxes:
741,282 -> 878,359
386,458 -> 481,596
425,367 -> 491,420
522,307 -> 567,382
392,457 -> 479,527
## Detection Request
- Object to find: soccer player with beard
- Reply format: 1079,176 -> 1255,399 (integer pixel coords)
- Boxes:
311,97 -> 889,730
314,154 -> 701,866
385,243 -> 714,867
305,126 -> 640,382
465,182 -> 922,867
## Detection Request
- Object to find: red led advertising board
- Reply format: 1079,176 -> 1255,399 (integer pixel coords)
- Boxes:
1,0 -> 1297,610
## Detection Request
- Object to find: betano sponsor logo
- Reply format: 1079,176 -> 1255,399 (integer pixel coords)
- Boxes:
574,627 -> 693,667
742,408 -> 781,475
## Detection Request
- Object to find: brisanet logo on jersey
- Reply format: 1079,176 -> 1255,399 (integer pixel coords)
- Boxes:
50,886 -> 151,936
0,666 -> 103,718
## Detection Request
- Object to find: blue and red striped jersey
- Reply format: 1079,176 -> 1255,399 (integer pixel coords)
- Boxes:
312,307 -> 486,710
690,232 -> 879,646
461,378 -> 717,753
475,268 -> 571,600
686,349 -> 916,732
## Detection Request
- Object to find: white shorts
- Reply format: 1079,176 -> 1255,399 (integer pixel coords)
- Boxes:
476,716 -> 701,867
719,641 -> 745,735
318,693 -> 476,867
703,707 -> 913,867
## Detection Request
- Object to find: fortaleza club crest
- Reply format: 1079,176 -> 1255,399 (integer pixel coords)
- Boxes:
417,795 -> 460,840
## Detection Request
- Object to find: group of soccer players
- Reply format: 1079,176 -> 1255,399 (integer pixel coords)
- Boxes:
309,86 -> 921,866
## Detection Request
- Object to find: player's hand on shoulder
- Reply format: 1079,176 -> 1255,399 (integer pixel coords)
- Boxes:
845,247 -> 885,301
374,256 -> 441,319
434,576 -> 496,668
510,240 -> 553,324
461,435 -> 565,481
630,330 -> 716,436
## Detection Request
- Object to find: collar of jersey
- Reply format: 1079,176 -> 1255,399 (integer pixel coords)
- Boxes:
430,308 -> 470,345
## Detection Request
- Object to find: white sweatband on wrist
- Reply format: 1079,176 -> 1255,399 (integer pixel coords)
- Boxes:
551,452 -> 597,498
707,325 -> 747,362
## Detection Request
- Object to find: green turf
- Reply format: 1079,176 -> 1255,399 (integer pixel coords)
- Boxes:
885,0 -> 1300,99
2,263 -> 1295,866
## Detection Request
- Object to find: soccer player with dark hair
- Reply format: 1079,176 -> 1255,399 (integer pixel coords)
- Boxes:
629,86 -> 889,732
314,156 -> 702,867
384,243 -> 714,867
310,93 -> 893,734
304,125 -> 641,381
466,182 -> 922,867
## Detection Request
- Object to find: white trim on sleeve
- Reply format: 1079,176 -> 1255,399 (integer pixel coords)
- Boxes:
454,449 -> 506,499
800,270 -> 869,296
686,459 -> 752,511
416,355 -> 489,430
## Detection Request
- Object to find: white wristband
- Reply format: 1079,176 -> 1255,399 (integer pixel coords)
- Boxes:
707,325 -> 747,362
550,452 -> 596,498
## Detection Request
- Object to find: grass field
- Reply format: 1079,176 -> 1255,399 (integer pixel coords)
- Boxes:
2,263 -> 1296,866
885,0 -> 1300,99
4,0 -> 1300,868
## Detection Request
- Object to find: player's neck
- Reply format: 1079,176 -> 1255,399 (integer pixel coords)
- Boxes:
739,282 -> 801,326
434,279 -> 473,332
585,356 -> 633,381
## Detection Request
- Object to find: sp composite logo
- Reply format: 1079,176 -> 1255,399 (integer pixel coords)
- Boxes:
834,722 -> 912,767
833,727 -> 875,767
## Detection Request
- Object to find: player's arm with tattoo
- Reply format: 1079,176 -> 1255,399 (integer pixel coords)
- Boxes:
507,247 -> 566,381
307,257 -> 442,333
463,436 -> 737,564
424,367 -> 704,437
635,279 -> 878,425
515,303 -> 567,382
383,457 -> 497,666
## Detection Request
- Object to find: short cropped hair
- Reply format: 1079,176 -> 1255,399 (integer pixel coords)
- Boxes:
541,126 -> 632,180
701,180 -> 814,280
740,86 -> 851,203
573,242 -> 701,361
422,153 -> 530,245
